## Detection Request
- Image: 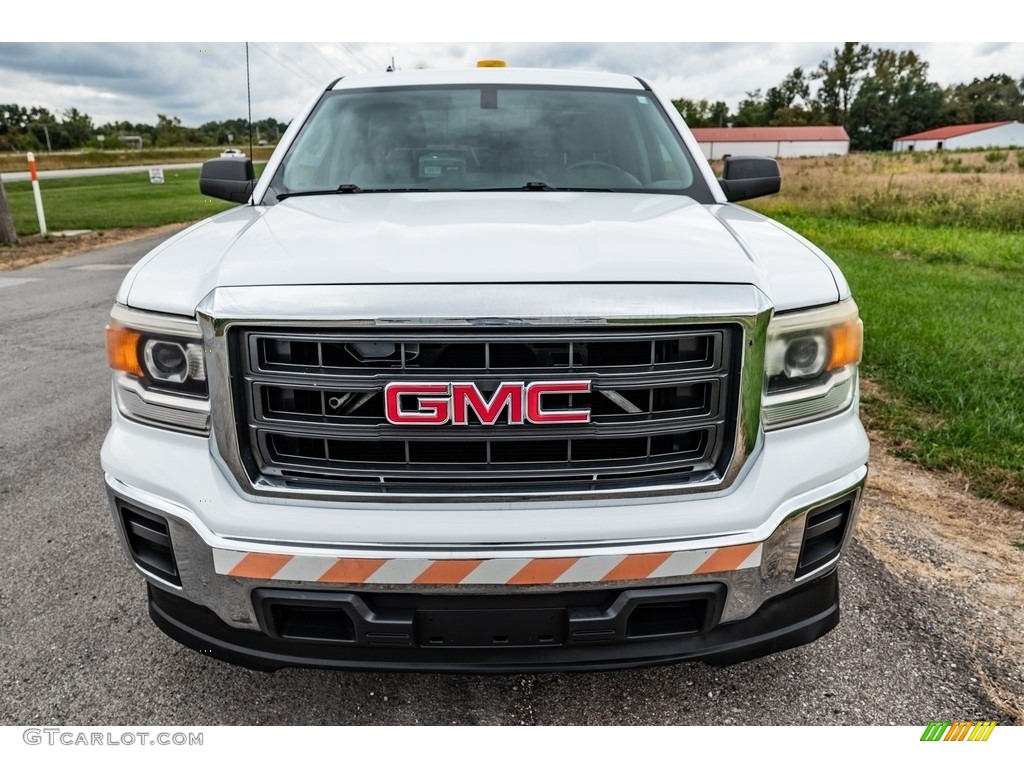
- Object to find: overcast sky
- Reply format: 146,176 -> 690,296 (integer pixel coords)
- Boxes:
2,4 -> 1020,127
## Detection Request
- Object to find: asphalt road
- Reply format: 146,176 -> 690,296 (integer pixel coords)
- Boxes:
0,235 -> 1005,726
4,163 -> 204,182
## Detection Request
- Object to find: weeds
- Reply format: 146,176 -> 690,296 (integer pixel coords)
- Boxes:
2,168 -> 258,234
751,151 -> 1024,232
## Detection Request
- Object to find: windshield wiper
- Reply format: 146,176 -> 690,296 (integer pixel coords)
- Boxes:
277,184 -> 363,200
277,184 -> 433,200
520,181 -> 616,191
457,181 -> 616,192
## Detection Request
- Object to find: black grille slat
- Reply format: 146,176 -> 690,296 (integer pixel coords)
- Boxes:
263,430 -> 712,472
236,326 -> 738,494
251,330 -> 721,375
489,440 -> 569,464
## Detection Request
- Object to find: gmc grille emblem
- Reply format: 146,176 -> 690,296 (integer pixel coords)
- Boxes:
384,381 -> 591,425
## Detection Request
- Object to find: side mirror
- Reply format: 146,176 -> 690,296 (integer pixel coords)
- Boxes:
200,157 -> 256,203
718,156 -> 781,202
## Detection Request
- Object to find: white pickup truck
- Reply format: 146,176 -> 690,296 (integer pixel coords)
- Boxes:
103,63 -> 867,671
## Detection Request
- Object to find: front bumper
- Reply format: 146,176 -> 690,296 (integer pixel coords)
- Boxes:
147,569 -> 841,672
105,458 -> 865,671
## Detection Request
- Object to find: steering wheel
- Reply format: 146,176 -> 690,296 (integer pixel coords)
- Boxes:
564,160 -> 641,186
566,160 -> 618,172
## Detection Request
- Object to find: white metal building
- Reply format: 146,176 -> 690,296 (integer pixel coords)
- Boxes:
892,121 -> 1024,151
690,126 -> 850,159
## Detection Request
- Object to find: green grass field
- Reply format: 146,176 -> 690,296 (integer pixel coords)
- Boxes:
2,169 -> 238,234
771,215 -> 1024,509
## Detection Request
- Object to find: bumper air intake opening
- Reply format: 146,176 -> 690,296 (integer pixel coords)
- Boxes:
797,495 -> 855,578
119,502 -> 180,586
253,590 -> 415,647
270,604 -> 357,644
626,599 -> 708,639
569,584 -> 725,644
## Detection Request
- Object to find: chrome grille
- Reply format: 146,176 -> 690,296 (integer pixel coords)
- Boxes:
233,326 -> 740,494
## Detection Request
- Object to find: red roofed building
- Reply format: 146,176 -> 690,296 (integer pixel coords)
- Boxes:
689,126 -> 850,159
892,121 -> 1024,151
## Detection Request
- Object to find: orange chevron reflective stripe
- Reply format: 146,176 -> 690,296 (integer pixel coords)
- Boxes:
413,560 -> 485,585
693,542 -> 760,574
317,558 -> 386,584
601,552 -> 673,581
507,557 -> 578,585
214,542 -> 764,585
228,552 -> 293,579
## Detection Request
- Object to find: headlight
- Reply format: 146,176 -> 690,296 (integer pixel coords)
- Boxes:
763,299 -> 862,429
105,305 -> 210,434
142,339 -> 206,384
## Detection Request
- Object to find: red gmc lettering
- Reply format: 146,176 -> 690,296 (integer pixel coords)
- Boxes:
526,381 -> 592,423
384,383 -> 450,424
384,381 -> 591,425
451,383 -> 524,425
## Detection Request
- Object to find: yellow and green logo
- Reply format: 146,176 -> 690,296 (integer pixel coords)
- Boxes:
920,721 -> 997,741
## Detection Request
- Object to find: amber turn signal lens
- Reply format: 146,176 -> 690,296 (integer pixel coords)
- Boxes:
106,326 -> 144,377
828,319 -> 863,372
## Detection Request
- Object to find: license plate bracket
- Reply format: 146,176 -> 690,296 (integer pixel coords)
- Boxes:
417,607 -> 564,648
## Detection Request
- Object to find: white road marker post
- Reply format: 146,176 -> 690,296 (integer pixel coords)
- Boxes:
27,152 -> 47,236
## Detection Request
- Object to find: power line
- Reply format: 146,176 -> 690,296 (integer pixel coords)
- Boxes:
339,42 -> 383,73
355,42 -> 387,71
271,43 -> 325,84
250,42 -> 320,88
306,43 -> 342,78
316,44 -> 351,74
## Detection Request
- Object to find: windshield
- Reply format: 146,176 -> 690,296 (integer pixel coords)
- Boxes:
268,84 -> 712,199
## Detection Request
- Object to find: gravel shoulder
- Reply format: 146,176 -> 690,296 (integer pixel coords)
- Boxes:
0,225 -> 185,273
856,426 -> 1024,722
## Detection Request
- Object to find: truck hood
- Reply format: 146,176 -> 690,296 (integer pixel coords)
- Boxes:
123,192 -> 841,316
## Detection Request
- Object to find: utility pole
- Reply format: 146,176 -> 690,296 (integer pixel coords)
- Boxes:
0,172 -> 17,245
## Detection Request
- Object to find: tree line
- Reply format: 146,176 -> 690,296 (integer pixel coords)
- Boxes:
0,107 -> 288,153
672,43 -> 1024,151
2,44 -> 1023,156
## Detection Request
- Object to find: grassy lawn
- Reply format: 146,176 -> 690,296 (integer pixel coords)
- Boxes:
2,168 -> 244,234
771,214 -> 1024,509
